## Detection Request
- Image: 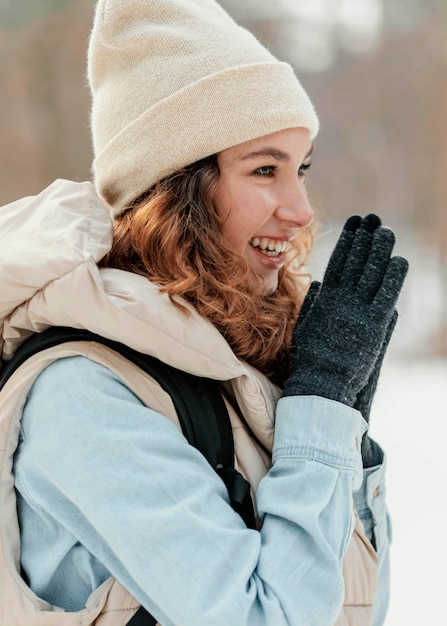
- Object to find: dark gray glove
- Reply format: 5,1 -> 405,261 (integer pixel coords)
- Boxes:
297,279 -> 398,467
355,309 -> 397,421
357,310 -> 398,466
282,214 -> 408,406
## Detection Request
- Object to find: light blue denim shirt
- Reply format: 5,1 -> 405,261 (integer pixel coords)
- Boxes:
13,356 -> 389,626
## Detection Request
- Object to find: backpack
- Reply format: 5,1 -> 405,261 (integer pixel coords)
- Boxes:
0,326 -> 257,626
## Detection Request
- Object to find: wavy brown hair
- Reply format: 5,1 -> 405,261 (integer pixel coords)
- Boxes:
100,155 -> 313,386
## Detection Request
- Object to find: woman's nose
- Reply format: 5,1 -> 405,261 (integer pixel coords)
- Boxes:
274,183 -> 314,228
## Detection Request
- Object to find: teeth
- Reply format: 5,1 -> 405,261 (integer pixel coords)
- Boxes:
250,237 -> 288,256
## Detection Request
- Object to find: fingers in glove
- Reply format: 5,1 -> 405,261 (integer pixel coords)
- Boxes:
383,308 -> 398,351
322,215 -> 362,288
371,255 -> 409,317
340,213 -> 382,289
354,309 -> 398,421
298,281 -> 320,323
356,227 -> 396,302
292,281 -> 321,350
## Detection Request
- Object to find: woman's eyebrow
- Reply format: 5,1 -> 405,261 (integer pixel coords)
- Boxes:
241,148 -> 290,161
241,143 -> 314,162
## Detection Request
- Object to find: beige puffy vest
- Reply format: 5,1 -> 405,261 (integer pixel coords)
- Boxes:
0,341 -> 377,626
0,180 -> 377,625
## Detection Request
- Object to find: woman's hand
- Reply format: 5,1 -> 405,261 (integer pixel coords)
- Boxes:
282,214 -> 408,406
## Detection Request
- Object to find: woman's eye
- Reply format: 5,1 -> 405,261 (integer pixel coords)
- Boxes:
298,162 -> 312,179
254,165 -> 275,177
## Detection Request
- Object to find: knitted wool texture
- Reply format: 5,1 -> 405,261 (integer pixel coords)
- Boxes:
283,214 -> 409,405
87,0 -> 319,216
300,280 -> 399,468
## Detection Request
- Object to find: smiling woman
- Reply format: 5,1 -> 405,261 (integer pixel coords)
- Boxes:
101,130 -> 314,386
215,128 -> 314,295
0,1 -> 408,625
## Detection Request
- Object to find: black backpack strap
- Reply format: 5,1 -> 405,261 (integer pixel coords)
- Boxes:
1,326 -> 257,626
126,607 -> 158,626
0,326 -> 233,470
2,327 -> 256,527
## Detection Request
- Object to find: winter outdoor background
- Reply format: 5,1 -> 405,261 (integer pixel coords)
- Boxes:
1,1 -> 446,623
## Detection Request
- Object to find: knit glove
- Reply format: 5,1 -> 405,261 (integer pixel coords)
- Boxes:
298,279 -> 399,467
357,309 -> 398,466
282,214 -> 408,405
355,309 -> 397,421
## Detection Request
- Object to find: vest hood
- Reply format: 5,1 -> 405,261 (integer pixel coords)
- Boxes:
0,180 -> 239,376
0,179 -> 279,448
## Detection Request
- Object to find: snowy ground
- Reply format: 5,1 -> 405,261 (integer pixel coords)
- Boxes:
368,357 -> 447,625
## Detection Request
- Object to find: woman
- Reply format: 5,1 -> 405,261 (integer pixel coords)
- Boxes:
0,1 -> 407,625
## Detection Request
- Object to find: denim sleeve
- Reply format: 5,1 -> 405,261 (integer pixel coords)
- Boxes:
353,458 -> 391,626
15,356 -> 367,626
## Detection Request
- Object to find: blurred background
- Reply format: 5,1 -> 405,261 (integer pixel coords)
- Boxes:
1,1 -> 446,623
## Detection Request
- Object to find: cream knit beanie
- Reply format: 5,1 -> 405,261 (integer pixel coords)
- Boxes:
88,0 -> 319,216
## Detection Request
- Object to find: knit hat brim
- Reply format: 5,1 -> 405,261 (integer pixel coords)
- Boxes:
93,62 -> 319,214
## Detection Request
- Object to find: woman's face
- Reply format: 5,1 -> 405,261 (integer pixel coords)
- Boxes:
215,127 -> 314,296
